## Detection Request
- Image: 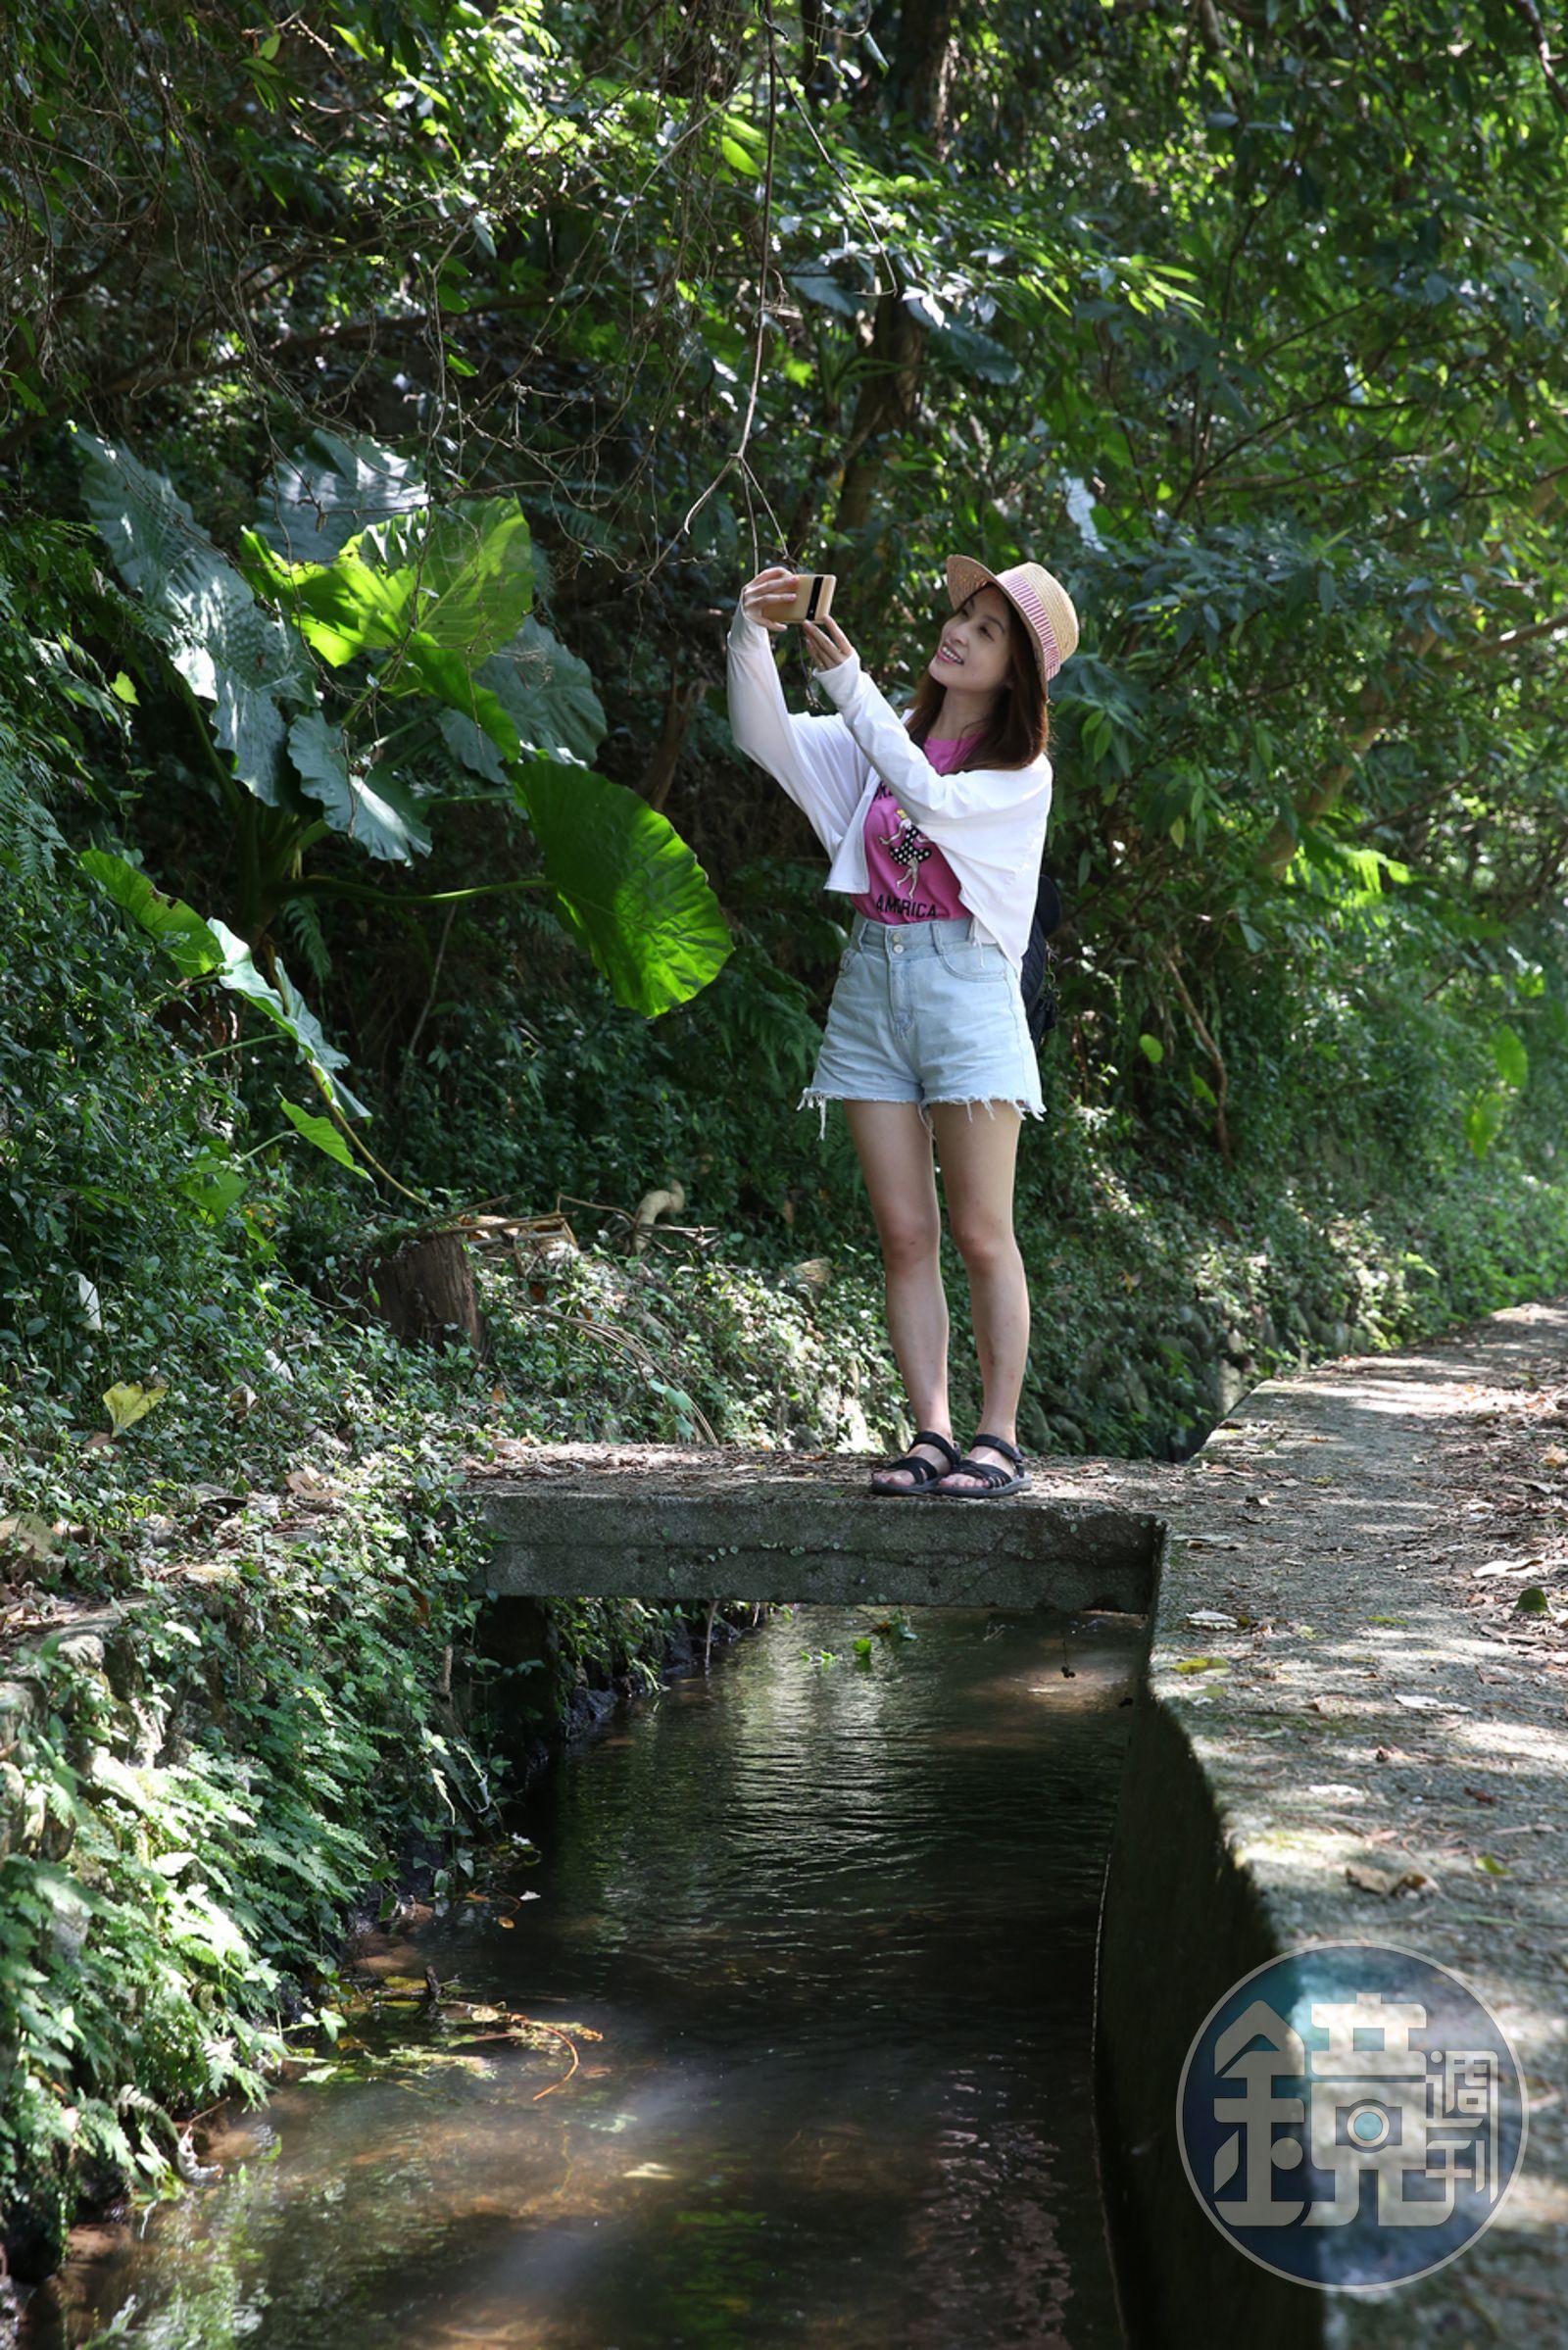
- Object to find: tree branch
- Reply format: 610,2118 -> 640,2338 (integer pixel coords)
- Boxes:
1505,0 -> 1568,112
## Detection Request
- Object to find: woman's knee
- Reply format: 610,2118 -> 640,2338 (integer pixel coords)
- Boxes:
949,1215 -> 1020,1278
877,1207 -> 942,1274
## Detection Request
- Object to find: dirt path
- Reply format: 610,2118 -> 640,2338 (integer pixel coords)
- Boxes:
1095,1297 -> 1568,2345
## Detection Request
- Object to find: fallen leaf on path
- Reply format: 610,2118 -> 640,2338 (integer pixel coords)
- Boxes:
284,1468 -> 341,1502
1347,1863 -> 1435,1897
0,1513 -> 58,1565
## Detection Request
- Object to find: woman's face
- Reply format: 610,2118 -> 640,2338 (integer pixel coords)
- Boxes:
927,586 -> 1015,701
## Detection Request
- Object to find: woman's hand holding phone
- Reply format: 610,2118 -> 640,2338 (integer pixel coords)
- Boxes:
741,567 -> 802,633
740,568 -> 857,672
802,615 -> 854,672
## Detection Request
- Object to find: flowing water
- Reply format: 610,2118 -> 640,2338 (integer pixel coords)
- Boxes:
25,1603 -> 1145,2350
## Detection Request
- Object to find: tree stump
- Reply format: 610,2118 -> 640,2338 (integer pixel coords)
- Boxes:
369,1230 -> 486,1355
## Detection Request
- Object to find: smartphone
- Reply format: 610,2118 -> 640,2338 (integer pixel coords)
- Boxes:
776,572 -> 837,625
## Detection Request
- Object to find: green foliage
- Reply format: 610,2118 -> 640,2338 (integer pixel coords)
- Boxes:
76,433 -> 729,1030
76,433 -> 312,807
0,1390 -> 504,2265
76,849 -> 367,1136
0,521 -> 124,887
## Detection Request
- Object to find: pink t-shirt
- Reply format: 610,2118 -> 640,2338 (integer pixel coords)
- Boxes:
852,736 -> 969,925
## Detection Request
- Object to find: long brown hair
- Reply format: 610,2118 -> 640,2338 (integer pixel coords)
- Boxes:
905,594 -> 1050,769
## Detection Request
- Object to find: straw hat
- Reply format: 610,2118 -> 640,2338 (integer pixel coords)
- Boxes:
946,556 -> 1079,685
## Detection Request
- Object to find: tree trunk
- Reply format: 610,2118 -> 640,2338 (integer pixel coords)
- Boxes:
881,0 -> 958,146
834,0 -> 959,553
369,1231 -> 486,1355
641,666 -> 709,811
834,288 -> 927,545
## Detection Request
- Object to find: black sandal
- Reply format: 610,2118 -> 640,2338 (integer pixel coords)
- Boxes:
934,1433 -> 1030,1499
869,1429 -> 961,1497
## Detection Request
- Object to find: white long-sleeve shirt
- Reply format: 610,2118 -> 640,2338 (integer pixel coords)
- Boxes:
726,603 -> 1053,968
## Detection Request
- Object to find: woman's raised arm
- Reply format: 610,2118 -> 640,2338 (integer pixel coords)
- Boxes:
726,572 -> 867,849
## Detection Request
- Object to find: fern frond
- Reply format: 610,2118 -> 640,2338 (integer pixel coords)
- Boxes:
279,891 -> 333,987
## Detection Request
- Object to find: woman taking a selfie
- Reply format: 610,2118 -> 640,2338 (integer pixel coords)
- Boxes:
727,556 -> 1077,1498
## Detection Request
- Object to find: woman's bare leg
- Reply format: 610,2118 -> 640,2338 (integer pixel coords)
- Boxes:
928,1102 -> 1028,1489
844,1101 -> 951,1487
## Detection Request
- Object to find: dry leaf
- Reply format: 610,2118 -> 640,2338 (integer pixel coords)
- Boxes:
0,1513 -> 58,1565
1347,1863 -> 1434,1897
284,1469 -> 339,1502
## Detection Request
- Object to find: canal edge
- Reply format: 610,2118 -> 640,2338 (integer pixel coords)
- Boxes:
1097,1297 -> 1568,2349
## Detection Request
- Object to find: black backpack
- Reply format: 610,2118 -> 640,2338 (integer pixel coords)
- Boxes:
1020,871 -> 1063,1047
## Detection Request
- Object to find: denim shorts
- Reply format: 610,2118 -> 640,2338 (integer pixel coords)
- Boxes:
802,914 -> 1044,1126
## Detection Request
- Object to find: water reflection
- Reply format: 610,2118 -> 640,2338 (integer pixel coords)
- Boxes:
27,1605 -> 1142,2350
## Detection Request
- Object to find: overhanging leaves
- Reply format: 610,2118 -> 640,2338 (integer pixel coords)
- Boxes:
905,293 -> 1020,385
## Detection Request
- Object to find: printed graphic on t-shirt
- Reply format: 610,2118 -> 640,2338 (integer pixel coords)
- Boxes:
854,782 -> 966,925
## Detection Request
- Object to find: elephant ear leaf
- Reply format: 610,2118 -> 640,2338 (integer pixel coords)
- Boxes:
206,921 -> 368,1116
287,712 -> 431,862
476,618 -> 607,765
79,850 -> 223,979
517,759 -> 730,1015
356,499 -> 534,663
76,433 -> 310,803
253,429 -> 427,564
